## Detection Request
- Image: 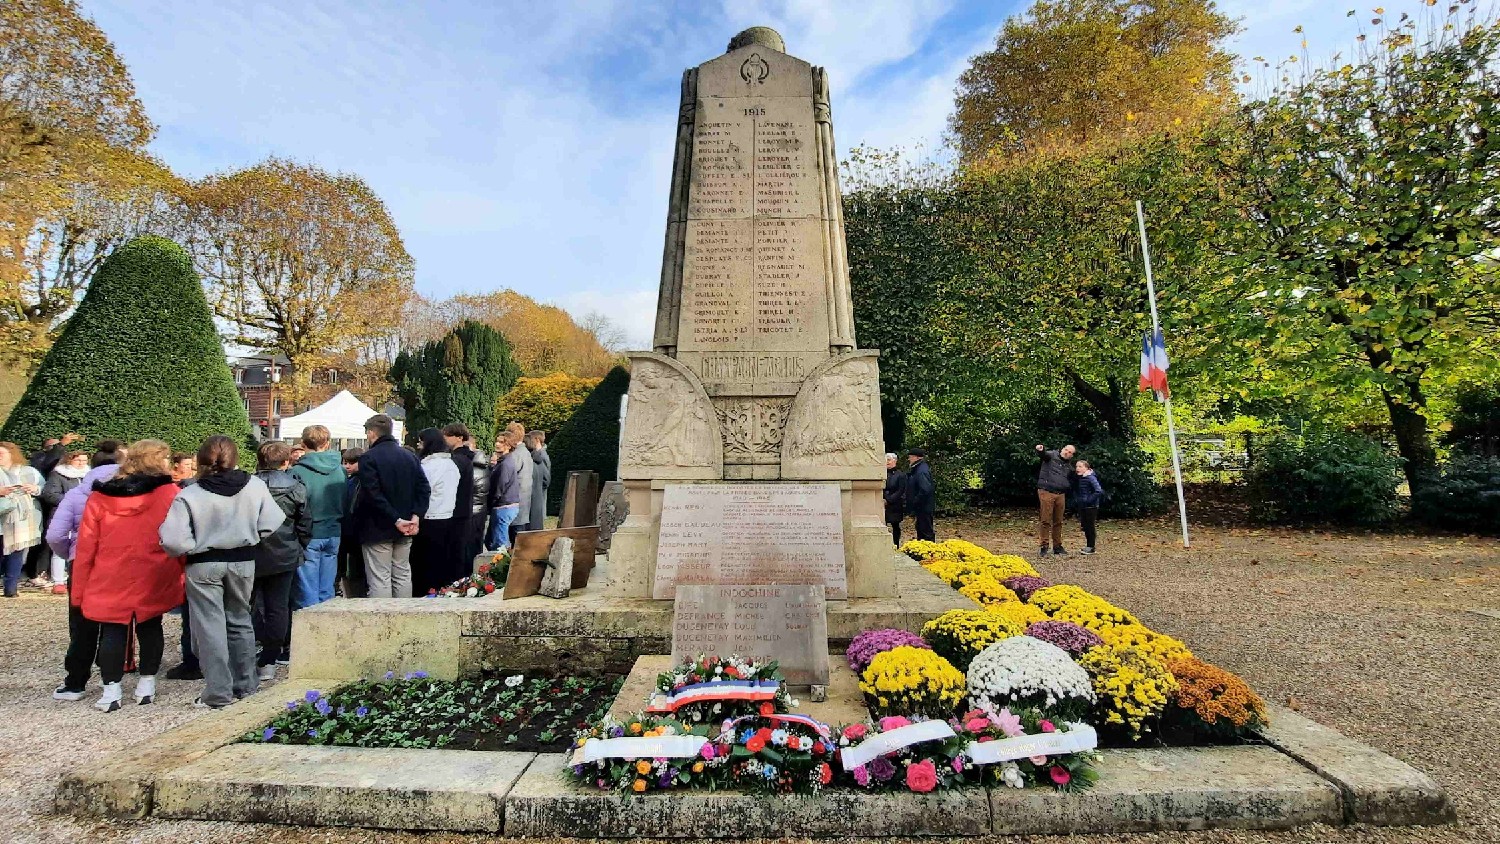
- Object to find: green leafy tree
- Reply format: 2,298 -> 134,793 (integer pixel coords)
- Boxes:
0,235 -> 252,451
546,365 -> 628,511
388,320 -> 520,447
1205,13 -> 1500,493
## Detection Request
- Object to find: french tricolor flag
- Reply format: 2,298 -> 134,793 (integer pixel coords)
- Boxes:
1139,330 -> 1170,400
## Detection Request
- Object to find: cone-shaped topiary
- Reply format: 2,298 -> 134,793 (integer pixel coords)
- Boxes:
1,235 -> 254,453
389,320 -> 521,449
546,364 -> 628,512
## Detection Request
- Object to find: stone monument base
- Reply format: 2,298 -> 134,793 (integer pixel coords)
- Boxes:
287,551 -> 958,680
57,669 -> 1454,835
607,478 -> 896,600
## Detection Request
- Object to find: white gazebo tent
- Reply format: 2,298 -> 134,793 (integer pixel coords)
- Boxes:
276,390 -> 403,446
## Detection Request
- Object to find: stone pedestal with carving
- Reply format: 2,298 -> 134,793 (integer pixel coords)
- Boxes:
612,27 -> 894,600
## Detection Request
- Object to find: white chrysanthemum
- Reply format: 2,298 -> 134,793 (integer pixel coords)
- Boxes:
967,636 -> 1094,718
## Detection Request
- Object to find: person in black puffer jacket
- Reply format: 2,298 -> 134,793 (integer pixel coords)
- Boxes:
252,441 -> 311,681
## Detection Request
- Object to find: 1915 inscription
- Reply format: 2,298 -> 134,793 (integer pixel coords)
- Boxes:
679,94 -> 826,355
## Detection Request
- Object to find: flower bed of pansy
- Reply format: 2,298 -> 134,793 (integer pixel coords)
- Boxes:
900,539 -> 1269,746
242,670 -> 622,752
425,551 -> 510,598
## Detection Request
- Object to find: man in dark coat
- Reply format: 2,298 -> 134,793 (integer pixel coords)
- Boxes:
1034,443 -> 1076,557
356,414 -> 430,598
443,423 -> 489,569
883,452 -> 906,545
526,430 -> 551,532
906,448 -> 936,542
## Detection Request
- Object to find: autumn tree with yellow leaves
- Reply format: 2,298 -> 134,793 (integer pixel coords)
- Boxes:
0,0 -> 179,366
180,157 -> 416,405
950,0 -> 1239,163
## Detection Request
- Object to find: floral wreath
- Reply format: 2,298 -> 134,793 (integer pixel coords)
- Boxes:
648,655 -> 794,722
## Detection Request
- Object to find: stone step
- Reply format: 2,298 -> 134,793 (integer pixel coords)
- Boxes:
503,746 -> 1343,838
153,744 -> 536,833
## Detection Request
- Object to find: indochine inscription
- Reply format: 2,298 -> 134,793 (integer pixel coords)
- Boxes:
672,584 -> 830,686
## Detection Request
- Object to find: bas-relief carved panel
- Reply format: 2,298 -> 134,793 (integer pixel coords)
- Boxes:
713,397 -> 792,465
782,353 -> 884,479
618,354 -> 722,480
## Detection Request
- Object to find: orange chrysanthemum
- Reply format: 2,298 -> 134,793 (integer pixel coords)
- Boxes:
1166,657 -> 1268,730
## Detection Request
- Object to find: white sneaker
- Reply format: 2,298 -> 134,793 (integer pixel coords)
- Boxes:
94,681 -> 122,712
258,664 -> 277,682
134,675 -> 156,705
53,684 -> 86,701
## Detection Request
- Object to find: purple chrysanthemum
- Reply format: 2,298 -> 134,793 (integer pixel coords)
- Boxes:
1024,621 -> 1105,658
1002,576 -> 1052,602
846,628 -> 930,674
869,756 -> 897,782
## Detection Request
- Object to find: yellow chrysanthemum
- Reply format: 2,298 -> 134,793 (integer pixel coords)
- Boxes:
921,609 -> 1023,671
859,646 -> 966,717
1079,644 -> 1178,741
1097,623 -> 1193,664
987,600 -> 1049,628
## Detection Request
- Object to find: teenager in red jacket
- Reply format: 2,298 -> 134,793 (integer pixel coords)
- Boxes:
71,440 -> 184,712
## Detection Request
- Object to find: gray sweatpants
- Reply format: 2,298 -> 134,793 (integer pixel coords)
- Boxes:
363,538 -> 413,598
186,559 -> 258,707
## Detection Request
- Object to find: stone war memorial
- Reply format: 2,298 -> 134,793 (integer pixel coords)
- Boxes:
608,23 -> 894,603
55,27 -> 1454,839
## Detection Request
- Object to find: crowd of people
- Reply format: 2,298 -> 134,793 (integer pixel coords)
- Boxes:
4,414 -> 550,713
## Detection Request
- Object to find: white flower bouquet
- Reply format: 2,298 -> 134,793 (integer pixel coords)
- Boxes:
966,636 -> 1095,722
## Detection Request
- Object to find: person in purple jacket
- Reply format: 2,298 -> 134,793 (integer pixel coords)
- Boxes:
46,442 -> 124,701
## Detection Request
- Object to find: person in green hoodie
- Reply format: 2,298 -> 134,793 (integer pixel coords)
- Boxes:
290,425 -> 347,609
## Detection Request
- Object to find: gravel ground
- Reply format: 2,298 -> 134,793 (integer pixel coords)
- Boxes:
1,514 -> 1496,844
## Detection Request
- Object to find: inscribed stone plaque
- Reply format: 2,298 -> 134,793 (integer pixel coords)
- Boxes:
672,584 -> 829,685
653,482 -> 846,599
672,49 -> 833,398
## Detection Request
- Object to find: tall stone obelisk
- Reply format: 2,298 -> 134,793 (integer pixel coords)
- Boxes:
609,27 -> 894,599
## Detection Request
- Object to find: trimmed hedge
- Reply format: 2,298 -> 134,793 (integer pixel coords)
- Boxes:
389,320 -> 521,448
0,235 -> 254,453
1413,453 -> 1500,534
546,365 -> 628,512
494,372 -> 599,440
1245,430 -> 1403,525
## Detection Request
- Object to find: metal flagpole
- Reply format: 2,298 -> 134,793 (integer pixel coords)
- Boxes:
616,394 -> 629,482
1135,200 -> 1190,549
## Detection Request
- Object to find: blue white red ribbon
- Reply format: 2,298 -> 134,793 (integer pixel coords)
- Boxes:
646,679 -> 780,713
718,711 -> 833,740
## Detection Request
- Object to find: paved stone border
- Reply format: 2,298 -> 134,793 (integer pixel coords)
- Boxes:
54,678 -> 332,819
507,754 -> 993,838
155,744 -> 535,832
1256,706 -> 1456,826
990,746 -> 1340,834
56,709 -> 1453,836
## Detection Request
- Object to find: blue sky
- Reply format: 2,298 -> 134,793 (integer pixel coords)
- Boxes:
77,0 -> 1394,348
